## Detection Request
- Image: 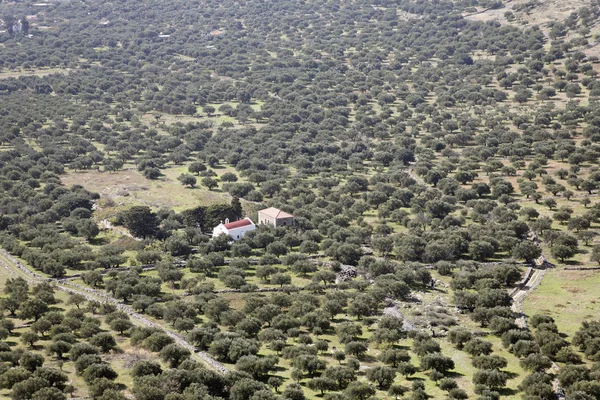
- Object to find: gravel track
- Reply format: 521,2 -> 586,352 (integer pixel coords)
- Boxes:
383,301 -> 417,332
0,250 -> 229,374
511,269 -> 546,329
508,243 -> 565,399
406,161 -> 424,184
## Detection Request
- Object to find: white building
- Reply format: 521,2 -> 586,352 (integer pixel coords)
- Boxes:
212,218 -> 255,241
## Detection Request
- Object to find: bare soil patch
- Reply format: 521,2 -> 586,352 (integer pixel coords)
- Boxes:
0,67 -> 71,79
465,0 -> 592,37
61,168 -> 230,212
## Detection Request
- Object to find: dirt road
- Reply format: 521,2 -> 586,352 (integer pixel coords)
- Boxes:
0,250 -> 229,374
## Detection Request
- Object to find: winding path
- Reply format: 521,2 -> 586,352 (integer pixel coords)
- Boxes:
406,161 -> 425,185
511,268 -> 546,329
0,250 -> 229,374
508,241 -> 565,399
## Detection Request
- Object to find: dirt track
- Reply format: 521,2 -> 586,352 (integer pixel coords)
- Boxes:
511,269 -> 546,328
508,250 -> 565,399
0,250 -> 229,374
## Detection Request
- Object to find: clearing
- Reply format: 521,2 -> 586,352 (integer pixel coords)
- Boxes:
521,267 -> 600,338
61,168 -> 230,214
465,0 -> 592,37
0,67 -> 71,79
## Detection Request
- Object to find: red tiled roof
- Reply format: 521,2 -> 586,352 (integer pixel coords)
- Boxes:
223,218 -> 253,229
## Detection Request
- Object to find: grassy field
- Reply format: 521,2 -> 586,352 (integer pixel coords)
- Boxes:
139,100 -> 265,130
61,167 -> 231,214
522,267 -> 600,338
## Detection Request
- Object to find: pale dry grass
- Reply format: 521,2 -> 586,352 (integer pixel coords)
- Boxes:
0,67 -> 71,79
465,0 -> 592,31
522,268 -> 600,337
61,167 -> 230,212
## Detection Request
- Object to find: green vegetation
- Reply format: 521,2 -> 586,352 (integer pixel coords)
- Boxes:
0,0 -> 600,398
523,269 -> 600,337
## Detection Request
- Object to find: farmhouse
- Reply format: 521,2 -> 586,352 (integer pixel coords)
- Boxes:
212,218 -> 255,241
258,207 -> 295,227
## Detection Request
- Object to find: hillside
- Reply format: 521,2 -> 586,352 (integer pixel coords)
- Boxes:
0,0 -> 600,399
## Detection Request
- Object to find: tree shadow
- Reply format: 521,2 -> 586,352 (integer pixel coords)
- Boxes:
89,236 -> 109,246
273,365 -> 289,373
497,387 -> 518,397
115,383 -> 128,392
47,306 -> 68,313
358,354 -> 377,363
445,370 -> 465,379
331,317 -> 351,324
504,370 -> 520,380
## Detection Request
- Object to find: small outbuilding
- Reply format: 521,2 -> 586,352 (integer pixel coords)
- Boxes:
212,218 -> 255,241
258,207 -> 294,227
